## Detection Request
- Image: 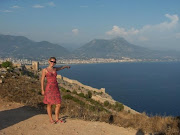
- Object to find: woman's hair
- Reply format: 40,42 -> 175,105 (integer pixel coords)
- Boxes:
48,57 -> 56,61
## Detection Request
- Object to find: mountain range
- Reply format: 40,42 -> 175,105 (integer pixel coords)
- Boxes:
0,34 -> 69,60
0,34 -> 179,60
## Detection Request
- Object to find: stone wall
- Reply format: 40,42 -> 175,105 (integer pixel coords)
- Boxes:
32,61 -> 39,71
57,75 -> 105,93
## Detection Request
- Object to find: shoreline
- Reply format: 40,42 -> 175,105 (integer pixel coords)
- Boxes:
57,74 -> 140,114
39,60 -> 180,66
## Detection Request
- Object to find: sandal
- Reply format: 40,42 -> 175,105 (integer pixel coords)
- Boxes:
50,120 -> 56,124
55,119 -> 64,124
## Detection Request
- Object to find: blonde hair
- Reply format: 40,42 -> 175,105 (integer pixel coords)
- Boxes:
48,57 -> 56,61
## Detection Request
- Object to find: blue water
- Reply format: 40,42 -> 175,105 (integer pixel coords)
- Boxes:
54,62 -> 180,116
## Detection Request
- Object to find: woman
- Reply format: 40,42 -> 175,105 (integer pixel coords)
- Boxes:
41,57 -> 70,124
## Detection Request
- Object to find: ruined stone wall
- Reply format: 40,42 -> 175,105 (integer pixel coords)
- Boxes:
32,61 -> 39,71
57,75 -> 105,93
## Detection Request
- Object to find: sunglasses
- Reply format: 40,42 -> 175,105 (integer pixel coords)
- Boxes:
50,61 -> 56,64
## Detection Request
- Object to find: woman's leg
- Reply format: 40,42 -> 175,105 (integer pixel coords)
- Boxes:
55,104 -> 61,121
47,104 -> 54,122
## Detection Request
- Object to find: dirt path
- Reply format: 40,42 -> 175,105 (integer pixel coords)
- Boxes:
0,100 -> 144,135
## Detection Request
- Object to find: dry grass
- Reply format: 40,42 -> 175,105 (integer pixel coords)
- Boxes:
0,71 -> 179,134
112,111 -> 179,134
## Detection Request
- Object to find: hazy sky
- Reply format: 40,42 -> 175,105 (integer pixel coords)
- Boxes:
0,0 -> 180,50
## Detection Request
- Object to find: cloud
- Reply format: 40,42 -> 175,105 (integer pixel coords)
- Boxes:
47,2 -> 55,7
107,14 -> 179,38
72,29 -> 79,35
106,14 -> 180,50
106,25 -> 139,36
11,5 -> 21,8
140,14 -> 179,33
32,4 -> 44,8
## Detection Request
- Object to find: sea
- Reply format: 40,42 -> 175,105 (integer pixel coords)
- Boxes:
44,62 -> 180,116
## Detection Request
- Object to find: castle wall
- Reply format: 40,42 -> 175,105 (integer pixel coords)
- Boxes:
32,61 -> 39,71
57,75 -> 105,93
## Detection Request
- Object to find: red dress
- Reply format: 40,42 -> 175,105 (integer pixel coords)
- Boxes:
43,68 -> 61,105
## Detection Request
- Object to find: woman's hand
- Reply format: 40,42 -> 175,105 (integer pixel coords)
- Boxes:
66,66 -> 71,69
41,90 -> 45,95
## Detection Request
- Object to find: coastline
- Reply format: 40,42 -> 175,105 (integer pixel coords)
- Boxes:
57,74 -> 140,114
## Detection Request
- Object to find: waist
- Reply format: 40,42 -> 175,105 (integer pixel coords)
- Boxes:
47,81 -> 58,84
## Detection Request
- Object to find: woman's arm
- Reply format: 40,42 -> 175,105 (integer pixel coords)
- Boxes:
41,69 -> 46,95
56,66 -> 70,71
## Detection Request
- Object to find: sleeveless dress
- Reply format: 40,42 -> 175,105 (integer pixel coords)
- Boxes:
43,68 -> 61,105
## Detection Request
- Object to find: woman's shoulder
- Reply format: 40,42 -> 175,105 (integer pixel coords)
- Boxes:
42,68 -> 48,72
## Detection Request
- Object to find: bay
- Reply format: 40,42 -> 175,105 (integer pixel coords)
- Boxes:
55,62 -> 180,116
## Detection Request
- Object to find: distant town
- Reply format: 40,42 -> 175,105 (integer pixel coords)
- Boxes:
0,57 -> 179,65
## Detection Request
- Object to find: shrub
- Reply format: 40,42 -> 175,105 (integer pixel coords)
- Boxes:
63,94 -> 85,106
87,91 -> 92,98
62,94 -> 73,99
114,102 -> 124,111
1,61 -> 13,68
78,92 -> 85,98
66,90 -> 71,93
104,101 -> 110,107
88,105 -> 96,111
61,87 -> 67,92
72,90 -> 77,94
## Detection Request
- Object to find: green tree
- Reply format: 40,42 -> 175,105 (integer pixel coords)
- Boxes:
1,61 -> 13,68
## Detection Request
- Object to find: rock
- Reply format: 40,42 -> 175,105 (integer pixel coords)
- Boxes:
12,76 -> 16,78
0,78 -> 3,84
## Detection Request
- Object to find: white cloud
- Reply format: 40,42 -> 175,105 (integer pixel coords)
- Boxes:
107,14 -> 179,38
106,25 -> 139,36
106,14 -> 180,50
47,2 -> 55,7
32,4 -> 44,8
72,29 -> 79,35
11,5 -> 21,8
140,14 -> 179,33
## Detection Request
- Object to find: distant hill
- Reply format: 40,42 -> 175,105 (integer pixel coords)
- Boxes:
73,37 -> 165,59
0,34 -> 70,60
0,34 -> 179,60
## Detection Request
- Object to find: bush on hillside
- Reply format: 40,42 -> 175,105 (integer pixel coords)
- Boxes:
104,101 -> 110,107
1,61 -> 13,68
114,101 -> 124,111
78,92 -> 85,98
85,91 -> 92,99
87,91 -> 92,98
63,94 -> 85,106
72,90 -> 77,94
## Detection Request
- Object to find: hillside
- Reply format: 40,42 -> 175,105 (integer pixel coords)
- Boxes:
0,34 -> 69,60
0,66 -> 179,134
73,37 -> 164,59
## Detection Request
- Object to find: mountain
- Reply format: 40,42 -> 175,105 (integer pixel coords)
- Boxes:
0,35 -> 179,60
0,34 -> 70,60
73,37 -> 162,59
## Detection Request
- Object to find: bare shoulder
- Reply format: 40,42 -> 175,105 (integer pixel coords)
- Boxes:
42,68 -> 47,74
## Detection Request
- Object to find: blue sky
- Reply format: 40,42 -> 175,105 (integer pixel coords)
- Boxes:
0,0 -> 180,50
